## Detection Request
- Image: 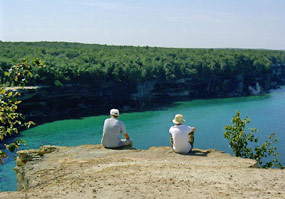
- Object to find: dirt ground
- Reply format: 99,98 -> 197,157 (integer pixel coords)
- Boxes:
0,145 -> 284,199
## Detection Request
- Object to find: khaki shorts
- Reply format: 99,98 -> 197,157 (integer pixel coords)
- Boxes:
188,131 -> 194,148
119,139 -> 133,147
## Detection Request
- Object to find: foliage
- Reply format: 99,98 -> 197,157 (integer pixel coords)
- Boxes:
0,42 -> 285,98
0,59 -> 44,165
224,111 -> 284,169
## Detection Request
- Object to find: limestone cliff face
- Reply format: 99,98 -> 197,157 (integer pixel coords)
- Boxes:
16,84 -> 136,123
13,63 -> 285,124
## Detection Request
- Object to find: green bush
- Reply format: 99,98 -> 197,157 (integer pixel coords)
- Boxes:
224,110 -> 284,169
0,59 -> 44,165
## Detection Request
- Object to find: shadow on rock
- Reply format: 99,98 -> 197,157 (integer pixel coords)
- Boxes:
104,145 -> 139,151
179,149 -> 210,157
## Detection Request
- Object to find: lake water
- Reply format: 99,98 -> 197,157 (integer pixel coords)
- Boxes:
1,87 -> 285,191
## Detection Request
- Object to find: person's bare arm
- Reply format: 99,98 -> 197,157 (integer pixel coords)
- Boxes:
170,134 -> 173,148
188,127 -> 196,149
120,122 -> 130,140
123,133 -> 130,140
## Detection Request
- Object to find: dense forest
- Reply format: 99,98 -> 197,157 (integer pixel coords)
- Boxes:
0,41 -> 285,122
1,41 -> 285,93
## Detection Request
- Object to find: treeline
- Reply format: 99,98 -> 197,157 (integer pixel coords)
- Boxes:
1,41 -> 285,90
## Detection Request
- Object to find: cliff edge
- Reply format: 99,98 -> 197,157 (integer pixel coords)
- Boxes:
1,145 -> 284,199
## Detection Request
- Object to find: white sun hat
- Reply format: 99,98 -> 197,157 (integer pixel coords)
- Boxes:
172,114 -> 185,124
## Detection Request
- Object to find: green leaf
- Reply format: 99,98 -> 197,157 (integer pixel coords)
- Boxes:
4,71 -> 10,77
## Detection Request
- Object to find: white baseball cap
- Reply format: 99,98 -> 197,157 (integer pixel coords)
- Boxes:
110,109 -> 119,116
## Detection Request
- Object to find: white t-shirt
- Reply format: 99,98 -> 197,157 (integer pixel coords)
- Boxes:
101,118 -> 127,148
169,124 -> 192,153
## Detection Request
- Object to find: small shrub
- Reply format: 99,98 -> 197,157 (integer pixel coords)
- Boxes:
224,110 -> 284,169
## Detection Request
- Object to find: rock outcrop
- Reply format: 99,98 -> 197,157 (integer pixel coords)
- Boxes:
14,145 -> 60,190
1,145 -> 284,199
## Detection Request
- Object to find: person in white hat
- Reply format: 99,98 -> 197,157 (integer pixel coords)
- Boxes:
101,109 -> 133,148
169,114 -> 196,153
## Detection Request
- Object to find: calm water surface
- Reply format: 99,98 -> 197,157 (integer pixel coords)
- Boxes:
1,87 -> 285,191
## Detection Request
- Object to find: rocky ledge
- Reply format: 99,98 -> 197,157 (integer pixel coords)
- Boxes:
1,145 -> 285,199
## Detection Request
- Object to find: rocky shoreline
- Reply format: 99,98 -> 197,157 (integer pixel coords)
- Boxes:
1,145 -> 284,199
14,76 -> 285,125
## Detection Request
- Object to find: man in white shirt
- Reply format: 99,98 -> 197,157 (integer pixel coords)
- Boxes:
101,109 -> 133,148
169,114 -> 196,153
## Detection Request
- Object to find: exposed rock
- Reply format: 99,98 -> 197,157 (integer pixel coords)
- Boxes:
131,80 -> 156,107
272,63 -> 285,83
14,145 -> 60,191
1,145 -> 284,199
248,82 -> 263,95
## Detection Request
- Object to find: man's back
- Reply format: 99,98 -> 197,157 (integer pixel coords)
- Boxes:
101,118 -> 126,148
169,125 -> 192,153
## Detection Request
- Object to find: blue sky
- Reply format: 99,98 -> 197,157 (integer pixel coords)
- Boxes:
0,0 -> 284,49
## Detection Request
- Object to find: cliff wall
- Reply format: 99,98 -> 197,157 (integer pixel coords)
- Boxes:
13,64 -> 284,123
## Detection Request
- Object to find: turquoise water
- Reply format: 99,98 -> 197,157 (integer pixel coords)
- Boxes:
1,87 -> 285,191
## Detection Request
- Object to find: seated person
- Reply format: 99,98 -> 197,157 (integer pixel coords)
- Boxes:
101,109 -> 133,148
169,114 -> 196,153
